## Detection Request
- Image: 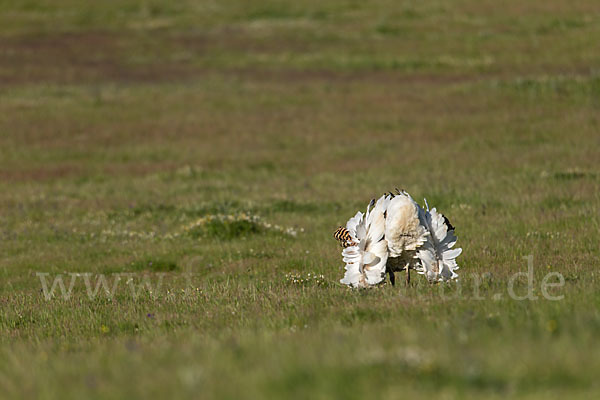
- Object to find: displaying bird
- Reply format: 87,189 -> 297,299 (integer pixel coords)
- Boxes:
334,189 -> 461,287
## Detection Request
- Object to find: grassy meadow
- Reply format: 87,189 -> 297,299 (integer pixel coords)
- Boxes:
1,0 -> 600,398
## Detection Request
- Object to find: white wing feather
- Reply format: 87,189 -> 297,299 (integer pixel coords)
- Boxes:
416,206 -> 461,282
340,196 -> 389,288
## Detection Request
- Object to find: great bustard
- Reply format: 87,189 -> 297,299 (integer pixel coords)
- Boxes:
334,189 -> 461,287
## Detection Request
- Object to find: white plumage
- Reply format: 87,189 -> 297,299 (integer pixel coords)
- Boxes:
415,205 -> 461,282
340,196 -> 389,288
336,189 -> 462,287
385,192 -> 427,257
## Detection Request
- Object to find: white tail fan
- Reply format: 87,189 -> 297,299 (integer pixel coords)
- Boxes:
385,191 -> 428,258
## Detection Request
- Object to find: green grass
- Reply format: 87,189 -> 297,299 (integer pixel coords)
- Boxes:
1,0 -> 600,398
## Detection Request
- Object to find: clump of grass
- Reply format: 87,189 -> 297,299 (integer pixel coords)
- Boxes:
182,213 -> 300,240
184,214 -> 262,239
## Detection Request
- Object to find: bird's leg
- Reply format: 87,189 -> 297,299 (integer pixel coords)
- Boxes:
405,265 -> 410,286
388,270 -> 395,286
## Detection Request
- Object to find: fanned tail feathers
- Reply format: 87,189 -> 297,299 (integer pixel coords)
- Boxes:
384,192 -> 428,258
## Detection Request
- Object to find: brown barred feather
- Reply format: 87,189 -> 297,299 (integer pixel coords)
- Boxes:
333,226 -> 357,248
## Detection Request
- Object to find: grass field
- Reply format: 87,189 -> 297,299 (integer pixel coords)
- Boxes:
1,1 -> 600,398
